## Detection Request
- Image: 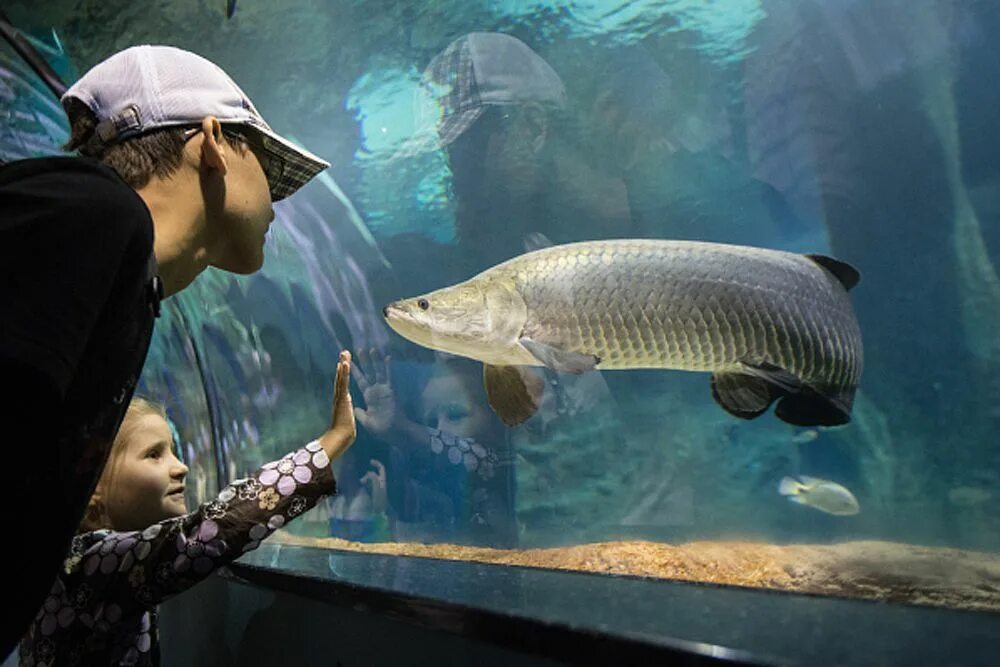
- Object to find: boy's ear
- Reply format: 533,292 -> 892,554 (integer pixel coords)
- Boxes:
521,104 -> 549,154
199,116 -> 229,175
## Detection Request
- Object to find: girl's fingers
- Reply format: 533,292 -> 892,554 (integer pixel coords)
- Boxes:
332,365 -> 343,408
333,352 -> 352,417
354,349 -> 371,389
338,362 -> 352,406
354,367 -> 370,391
382,354 -> 392,385
372,348 -> 385,384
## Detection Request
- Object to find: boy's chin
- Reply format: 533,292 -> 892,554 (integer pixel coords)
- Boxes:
212,253 -> 263,275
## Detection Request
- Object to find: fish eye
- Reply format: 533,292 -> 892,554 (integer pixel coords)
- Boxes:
418,298 -> 429,310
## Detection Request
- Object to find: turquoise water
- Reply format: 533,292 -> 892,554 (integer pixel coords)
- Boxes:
4,0 -> 1000,592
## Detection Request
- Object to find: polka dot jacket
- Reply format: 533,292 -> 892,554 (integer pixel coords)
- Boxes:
19,440 -> 335,666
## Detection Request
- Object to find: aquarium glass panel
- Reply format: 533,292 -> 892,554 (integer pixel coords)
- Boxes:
4,0 -> 999,624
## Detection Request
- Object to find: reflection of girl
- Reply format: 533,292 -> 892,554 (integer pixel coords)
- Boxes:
20,352 -> 356,666
354,350 -> 517,547
326,456 -> 390,542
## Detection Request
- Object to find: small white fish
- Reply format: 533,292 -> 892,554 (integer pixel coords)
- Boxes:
778,475 -> 860,516
791,429 -> 819,444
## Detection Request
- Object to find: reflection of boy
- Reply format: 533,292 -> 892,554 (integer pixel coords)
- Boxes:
382,32 -> 631,299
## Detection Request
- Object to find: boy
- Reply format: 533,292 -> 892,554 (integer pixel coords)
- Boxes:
0,44 -> 329,656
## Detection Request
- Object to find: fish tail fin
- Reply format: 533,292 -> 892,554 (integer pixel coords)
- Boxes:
775,384 -> 854,427
778,476 -> 802,496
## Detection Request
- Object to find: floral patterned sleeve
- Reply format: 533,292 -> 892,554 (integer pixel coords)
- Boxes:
423,427 -> 502,481
67,439 -> 335,609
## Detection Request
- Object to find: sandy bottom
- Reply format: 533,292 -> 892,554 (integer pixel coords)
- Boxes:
272,533 -> 1000,612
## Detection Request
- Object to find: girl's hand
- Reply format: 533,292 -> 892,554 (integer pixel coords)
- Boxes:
353,348 -> 399,437
360,459 -> 388,514
319,351 -> 357,461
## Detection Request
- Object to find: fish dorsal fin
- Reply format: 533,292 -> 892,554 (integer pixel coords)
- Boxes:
483,364 -> 545,427
519,337 -> 600,374
805,254 -> 860,291
797,475 -> 824,488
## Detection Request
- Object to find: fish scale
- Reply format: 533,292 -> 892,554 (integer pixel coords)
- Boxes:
498,240 -> 861,389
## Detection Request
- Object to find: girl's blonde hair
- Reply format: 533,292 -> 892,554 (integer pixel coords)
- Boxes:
80,397 -> 167,532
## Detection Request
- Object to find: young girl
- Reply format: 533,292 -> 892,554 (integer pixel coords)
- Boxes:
19,351 -> 357,667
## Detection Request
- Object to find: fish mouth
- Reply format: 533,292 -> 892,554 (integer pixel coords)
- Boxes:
382,303 -> 414,324
382,302 -> 433,346
382,303 -> 403,320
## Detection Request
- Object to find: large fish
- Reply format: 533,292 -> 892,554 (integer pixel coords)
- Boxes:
383,239 -> 862,428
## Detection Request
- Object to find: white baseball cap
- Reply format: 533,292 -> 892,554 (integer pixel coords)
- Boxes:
62,45 -> 329,201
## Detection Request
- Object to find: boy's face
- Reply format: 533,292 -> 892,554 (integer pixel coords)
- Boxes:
205,127 -> 277,274
106,414 -> 189,531
448,108 -> 540,216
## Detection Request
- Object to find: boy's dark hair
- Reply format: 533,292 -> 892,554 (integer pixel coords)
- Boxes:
62,98 -> 247,189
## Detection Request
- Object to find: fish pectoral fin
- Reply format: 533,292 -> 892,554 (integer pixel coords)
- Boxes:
710,372 -> 780,420
805,254 -> 861,291
483,364 -> 545,427
519,337 -> 600,374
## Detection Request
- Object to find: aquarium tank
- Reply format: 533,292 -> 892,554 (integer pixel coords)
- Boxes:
3,0 -> 999,663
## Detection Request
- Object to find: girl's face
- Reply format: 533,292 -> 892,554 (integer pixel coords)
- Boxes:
105,414 -> 190,531
421,373 -> 495,441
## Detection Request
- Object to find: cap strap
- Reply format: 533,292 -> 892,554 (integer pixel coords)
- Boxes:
93,104 -> 143,146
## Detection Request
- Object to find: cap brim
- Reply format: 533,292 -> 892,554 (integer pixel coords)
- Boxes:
390,106 -> 486,161
252,128 -> 330,201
